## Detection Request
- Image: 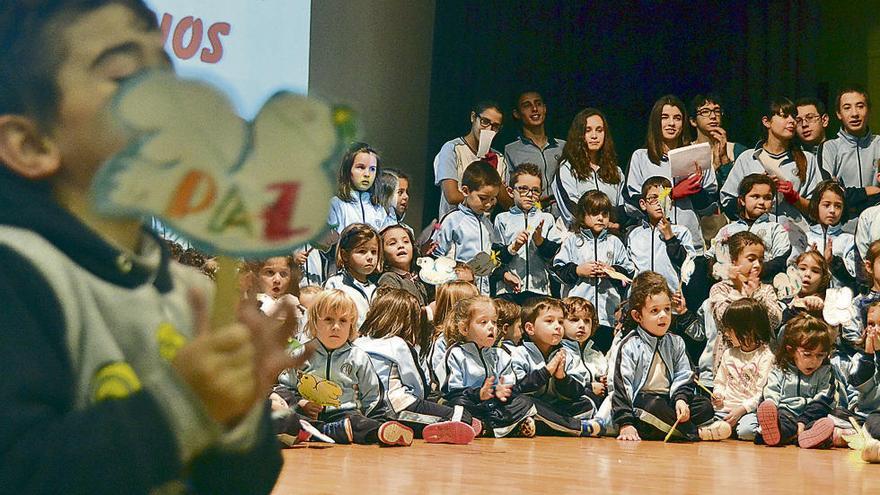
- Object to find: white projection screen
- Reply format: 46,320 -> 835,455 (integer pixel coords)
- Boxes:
144,0 -> 311,119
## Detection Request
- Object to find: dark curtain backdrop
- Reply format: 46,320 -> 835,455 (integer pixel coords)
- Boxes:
421,0 -> 821,226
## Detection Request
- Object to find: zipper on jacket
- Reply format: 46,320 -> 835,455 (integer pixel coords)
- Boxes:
360,192 -> 366,223
594,236 -> 599,315
524,214 -> 530,291
325,349 -> 333,379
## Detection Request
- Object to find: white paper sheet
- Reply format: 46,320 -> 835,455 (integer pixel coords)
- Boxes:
668,142 -> 711,179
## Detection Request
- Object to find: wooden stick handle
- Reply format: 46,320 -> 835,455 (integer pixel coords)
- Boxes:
210,255 -> 240,329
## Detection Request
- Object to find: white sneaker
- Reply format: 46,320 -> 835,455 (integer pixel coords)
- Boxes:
699,420 -> 732,441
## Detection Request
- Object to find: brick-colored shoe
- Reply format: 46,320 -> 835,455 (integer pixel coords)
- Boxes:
699,420 -> 732,441
471,418 -> 483,437
423,421 -> 476,445
378,421 -> 414,447
798,418 -> 834,449
757,400 -> 781,446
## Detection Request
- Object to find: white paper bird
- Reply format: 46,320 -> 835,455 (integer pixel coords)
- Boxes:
417,256 -> 457,285
773,265 -> 803,300
823,287 -> 856,326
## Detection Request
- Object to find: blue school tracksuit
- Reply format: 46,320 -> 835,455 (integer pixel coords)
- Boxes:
821,128 -> 880,189
442,341 -> 535,437
433,204 -> 502,294
805,223 -> 857,289
553,228 -> 634,327
625,149 -> 718,256
493,206 -> 557,296
553,160 -> 627,228
503,136 -> 565,200
327,190 -> 395,233
626,220 -> 694,291
719,144 -> 821,231
707,214 -> 792,279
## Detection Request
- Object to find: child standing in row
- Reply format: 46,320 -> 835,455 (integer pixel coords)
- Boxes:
627,176 -> 695,291
328,142 -> 395,233
554,190 -> 634,352
708,174 -> 791,282
711,298 -> 775,441
807,180 -> 857,290
434,161 -> 505,294
324,224 -> 381,329
613,272 -> 731,441
494,163 -> 558,304
442,296 -> 538,437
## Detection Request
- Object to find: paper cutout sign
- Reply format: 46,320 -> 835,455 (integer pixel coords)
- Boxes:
773,265 -> 803,300
297,372 -> 343,407
91,71 -> 353,257
468,251 -> 497,277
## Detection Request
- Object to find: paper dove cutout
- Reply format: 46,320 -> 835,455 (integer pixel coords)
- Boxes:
680,254 -> 696,286
823,287 -> 856,326
468,251 -> 497,277
417,256 -> 458,285
773,265 -> 803,300
297,372 -> 343,407
91,71 -> 351,257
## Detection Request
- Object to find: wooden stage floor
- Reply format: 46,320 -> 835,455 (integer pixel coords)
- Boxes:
271,437 -> 875,494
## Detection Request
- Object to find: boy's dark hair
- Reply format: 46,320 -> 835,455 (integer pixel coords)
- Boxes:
795,97 -> 827,116
461,160 -> 502,191
721,298 -> 771,348
521,298 -> 564,327
867,239 -> 880,266
383,167 -> 409,182
808,179 -> 845,224
574,190 -> 612,227
509,162 -> 543,188
737,173 -> 777,201
473,100 -> 503,119
493,298 -> 522,329
0,1 -> 157,128
641,176 -> 672,198
625,271 -> 671,328
513,89 -> 543,111
336,141 -> 382,204
727,231 -> 765,262
689,93 -> 723,119
775,313 -> 834,370
836,85 -> 871,110
561,296 -> 596,323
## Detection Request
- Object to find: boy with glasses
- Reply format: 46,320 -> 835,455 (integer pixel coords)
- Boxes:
494,163 -> 559,304
795,97 -> 830,155
689,94 -> 748,189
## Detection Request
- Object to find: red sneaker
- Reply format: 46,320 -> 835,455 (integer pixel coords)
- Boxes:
471,418 -> 483,437
423,421 -> 476,445
757,400 -> 781,446
378,421 -> 414,447
798,418 -> 834,449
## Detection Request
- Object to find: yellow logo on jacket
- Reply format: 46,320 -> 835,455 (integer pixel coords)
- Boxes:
91,361 -> 142,402
156,322 -> 187,361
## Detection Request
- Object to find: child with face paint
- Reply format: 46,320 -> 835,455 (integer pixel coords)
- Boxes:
327,142 -> 395,234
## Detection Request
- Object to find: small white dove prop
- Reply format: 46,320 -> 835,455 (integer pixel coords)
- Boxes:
417,256 -> 458,285
680,254 -> 696,286
773,265 -> 803,300
91,70 -> 350,258
823,287 -> 856,326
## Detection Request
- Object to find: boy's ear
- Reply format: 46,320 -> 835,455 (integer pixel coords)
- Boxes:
507,185 -> 514,198
0,115 -> 61,179
523,321 -> 535,336
630,309 -> 642,324
460,184 -> 471,196
737,197 -> 745,209
638,198 -> 647,211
